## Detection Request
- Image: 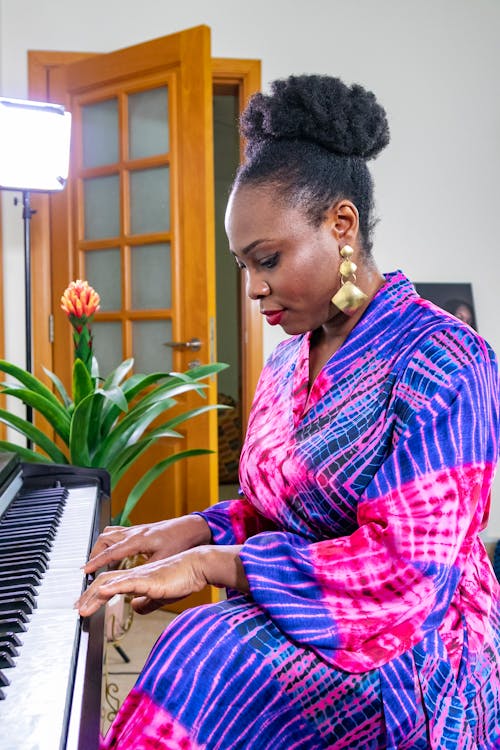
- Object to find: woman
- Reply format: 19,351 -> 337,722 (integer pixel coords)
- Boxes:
77,75 -> 500,749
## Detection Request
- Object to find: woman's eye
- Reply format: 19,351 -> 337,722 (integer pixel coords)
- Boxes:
260,254 -> 278,269
234,258 -> 246,271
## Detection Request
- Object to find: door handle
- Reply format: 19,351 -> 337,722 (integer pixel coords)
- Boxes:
163,337 -> 202,352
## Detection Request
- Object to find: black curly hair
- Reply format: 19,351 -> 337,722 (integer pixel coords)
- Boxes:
232,75 -> 390,254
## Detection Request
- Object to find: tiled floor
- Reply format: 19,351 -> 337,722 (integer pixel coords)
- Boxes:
101,607 -> 177,735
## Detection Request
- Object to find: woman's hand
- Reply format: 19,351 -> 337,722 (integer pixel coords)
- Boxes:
82,515 -> 212,575
76,545 -> 248,617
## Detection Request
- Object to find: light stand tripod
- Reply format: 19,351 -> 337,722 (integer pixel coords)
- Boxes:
12,192 -> 37,428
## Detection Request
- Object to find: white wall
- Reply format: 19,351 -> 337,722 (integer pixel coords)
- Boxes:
1,0 -> 499,534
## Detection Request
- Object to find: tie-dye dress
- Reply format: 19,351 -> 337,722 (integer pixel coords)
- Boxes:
102,271 -> 500,749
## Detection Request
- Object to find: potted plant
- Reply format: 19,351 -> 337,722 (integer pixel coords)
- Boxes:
0,280 -> 228,526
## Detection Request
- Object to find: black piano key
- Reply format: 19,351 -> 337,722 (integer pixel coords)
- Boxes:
0,598 -> 34,616
0,595 -> 37,613
0,551 -> 50,567
3,508 -> 61,521
0,632 -> 22,648
0,525 -> 55,536
0,640 -> 18,658
18,485 -> 67,497
0,652 -> 15,670
7,491 -> 64,500
2,510 -> 63,523
0,543 -> 53,560
0,516 -> 61,531
0,559 -> 47,576
0,572 -> 43,588
5,491 -> 65,503
0,613 -> 29,632
1,508 -> 61,529
0,584 -> 38,602
0,550 -> 49,566
2,506 -> 60,515
3,506 -> 63,520
1,504 -> 60,515
0,668 -> 10,687
0,609 -> 29,624
0,528 -> 58,542
3,513 -> 59,524
3,494 -> 63,509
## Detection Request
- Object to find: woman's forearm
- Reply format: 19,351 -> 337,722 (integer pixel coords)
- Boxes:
197,544 -> 250,594
175,513 -> 213,548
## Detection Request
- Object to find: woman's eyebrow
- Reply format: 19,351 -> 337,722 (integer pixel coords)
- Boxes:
236,239 -> 268,256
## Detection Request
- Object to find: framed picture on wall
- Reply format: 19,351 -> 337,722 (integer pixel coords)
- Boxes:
414,282 -> 477,331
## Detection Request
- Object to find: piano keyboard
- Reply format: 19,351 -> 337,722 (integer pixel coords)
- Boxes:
0,479 -> 101,750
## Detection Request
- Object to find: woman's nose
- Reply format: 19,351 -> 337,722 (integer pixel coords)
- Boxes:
246,275 -> 271,301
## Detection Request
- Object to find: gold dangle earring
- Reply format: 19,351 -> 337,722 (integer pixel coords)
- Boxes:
330,245 -> 368,315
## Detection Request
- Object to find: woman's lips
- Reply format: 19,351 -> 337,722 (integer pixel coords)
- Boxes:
262,309 -> 284,326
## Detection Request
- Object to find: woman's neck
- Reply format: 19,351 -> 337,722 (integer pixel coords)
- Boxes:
308,265 -> 386,386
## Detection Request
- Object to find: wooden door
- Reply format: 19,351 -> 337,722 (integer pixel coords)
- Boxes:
32,28 -> 219,609
49,25 -> 216,515
27,34 -> 262,611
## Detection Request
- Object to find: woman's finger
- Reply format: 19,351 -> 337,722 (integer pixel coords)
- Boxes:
87,526 -> 126,560
77,568 -> 160,616
77,550 -> 207,617
75,575 -> 124,616
83,531 -> 148,574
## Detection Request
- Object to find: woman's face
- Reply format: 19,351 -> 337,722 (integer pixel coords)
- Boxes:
225,184 -> 346,336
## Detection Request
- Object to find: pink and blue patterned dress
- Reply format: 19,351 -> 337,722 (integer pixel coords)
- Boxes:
102,271 -> 500,749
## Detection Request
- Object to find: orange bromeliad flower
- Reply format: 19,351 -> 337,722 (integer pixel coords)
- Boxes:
61,280 -> 100,373
61,280 -> 100,319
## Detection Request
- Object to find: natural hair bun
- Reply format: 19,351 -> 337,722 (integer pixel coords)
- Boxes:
241,75 -> 390,160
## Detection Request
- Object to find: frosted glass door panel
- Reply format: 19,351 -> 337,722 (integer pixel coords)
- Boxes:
84,175 -> 120,239
129,87 -> 169,159
130,167 -> 170,234
81,99 -> 119,168
131,243 -> 171,309
132,320 -> 172,373
92,321 -> 123,377
85,249 -> 122,311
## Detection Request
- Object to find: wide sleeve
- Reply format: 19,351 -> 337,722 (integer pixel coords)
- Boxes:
239,332 -> 500,672
193,497 -> 277,546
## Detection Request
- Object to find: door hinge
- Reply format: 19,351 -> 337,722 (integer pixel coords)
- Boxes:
48,314 -> 54,344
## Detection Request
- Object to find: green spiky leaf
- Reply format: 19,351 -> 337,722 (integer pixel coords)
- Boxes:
0,440 -> 53,463
0,409 -> 68,464
115,449 -> 212,525
72,358 -> 94,406
0,387 -> 71,444
42,367 -> 72,409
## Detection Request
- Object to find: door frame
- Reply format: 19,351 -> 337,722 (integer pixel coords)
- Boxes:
27,49 -> 262,428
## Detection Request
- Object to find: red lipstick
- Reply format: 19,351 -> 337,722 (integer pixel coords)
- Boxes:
262,310 -> 284,326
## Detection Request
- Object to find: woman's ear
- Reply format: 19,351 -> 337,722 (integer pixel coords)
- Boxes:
324,200 -> 360,244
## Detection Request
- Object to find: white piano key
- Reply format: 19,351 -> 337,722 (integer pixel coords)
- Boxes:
0,483 -> 100,750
